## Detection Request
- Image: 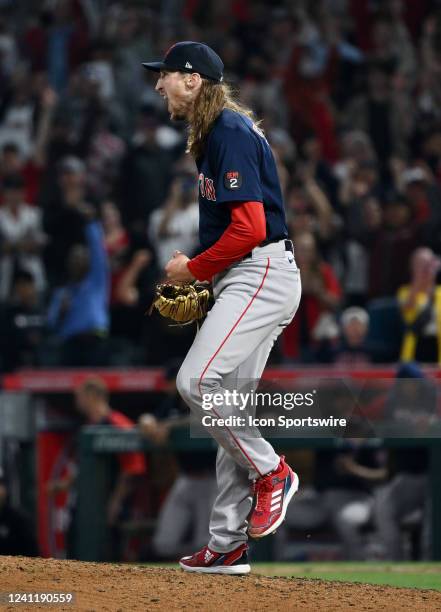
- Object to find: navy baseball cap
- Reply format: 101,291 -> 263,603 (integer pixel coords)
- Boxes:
142,41 -> 224,82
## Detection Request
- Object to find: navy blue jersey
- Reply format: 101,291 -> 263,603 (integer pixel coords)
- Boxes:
196,109 -> 288,250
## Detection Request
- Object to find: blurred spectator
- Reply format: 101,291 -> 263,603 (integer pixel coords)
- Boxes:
418,12 -> 441,128
74,378 -> 147,526
271,148 -> 291,201
0,16 -> 18,78
399,165 -> 441,250
1,143 -> 40,206
0,173 -> 46,300
332,307 -> 373,366
373,364 -> 433,560
0,80 -> 57,204
283,6 -> 363,163
0,472 -> 38,556
419,127 -> 441,189
139,362 -> 216,559
374,449 -> 430,560
48,377 -> 147,559
46,214 -> 109,366
111,249 -> 152,309
339,203 -> 381,308
111,247 -> 152,307
82,41 -> 116,103
42,155 -> 93,285
85,109 -> 126,201
316,441 -> 387,560
268,128 -> 296,175
299,131 -> 339,209
338,159 -> 380,214
24,1 -> 90,91
286,166 -> 335,249
398,247 -> 441,364
148,172 -> 199,270
102,200 -> 130,262
0,270 -> 45,372
110,6 -> 154,126
344,59 -> 412,173
368,193 -> 418,299
110,247 -> 155,355
0,74 -> 35,158
121,106 -> 181,234
50,68 -> 125,182
76,45 -> 128,139
102,200 -> 156,350
369,11 -> 417,84
382,362 -> 438,433
282,232 -> 342,362
334,130 -> 377,188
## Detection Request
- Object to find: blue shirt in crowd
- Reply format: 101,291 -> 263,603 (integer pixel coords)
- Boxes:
47,222 -> 109,340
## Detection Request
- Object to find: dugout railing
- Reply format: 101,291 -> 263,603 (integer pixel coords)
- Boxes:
2,367 -> 441,562
76,427 -> 441,562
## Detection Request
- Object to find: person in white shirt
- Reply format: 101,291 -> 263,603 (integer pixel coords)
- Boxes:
0,174 -> 46,300
148,172 -> 199,271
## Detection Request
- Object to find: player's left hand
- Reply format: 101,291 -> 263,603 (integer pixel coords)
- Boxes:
165,251 -> 195,283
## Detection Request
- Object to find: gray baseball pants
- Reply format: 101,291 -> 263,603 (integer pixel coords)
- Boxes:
177,240 -> 301,552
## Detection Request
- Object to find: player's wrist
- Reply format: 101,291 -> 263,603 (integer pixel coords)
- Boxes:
187,259 -> 205,281
185,262 -> 196,281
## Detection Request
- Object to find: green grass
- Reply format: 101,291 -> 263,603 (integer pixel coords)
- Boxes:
142,562 -> 441,591
252,562 -> 441,591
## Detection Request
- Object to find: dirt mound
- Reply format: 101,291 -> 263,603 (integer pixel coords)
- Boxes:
1,556 -> 440,612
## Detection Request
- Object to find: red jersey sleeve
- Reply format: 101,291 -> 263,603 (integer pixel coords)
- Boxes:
187,200 -> 266,282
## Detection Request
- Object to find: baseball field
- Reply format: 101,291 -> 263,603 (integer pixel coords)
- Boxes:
1,557 -> 440,611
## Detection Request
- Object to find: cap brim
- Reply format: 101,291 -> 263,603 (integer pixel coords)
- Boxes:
142,61 -> 222,82
142,62 -> 166,72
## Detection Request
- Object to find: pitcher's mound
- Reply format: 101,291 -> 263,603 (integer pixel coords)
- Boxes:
1,556 -> 440,611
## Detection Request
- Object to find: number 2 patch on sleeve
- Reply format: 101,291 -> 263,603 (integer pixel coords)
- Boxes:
224,171 -> 242,190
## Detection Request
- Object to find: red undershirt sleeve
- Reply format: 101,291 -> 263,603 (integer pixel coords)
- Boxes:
187,201 -> 266,282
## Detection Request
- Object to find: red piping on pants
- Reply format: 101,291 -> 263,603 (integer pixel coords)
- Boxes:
198,257 -> 271,477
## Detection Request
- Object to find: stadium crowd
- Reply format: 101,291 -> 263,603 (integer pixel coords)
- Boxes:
1,0 -> 441,369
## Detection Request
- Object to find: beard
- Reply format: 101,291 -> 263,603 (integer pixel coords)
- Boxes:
169,104 -> 186,121
170,112 -> 186,121
167,99 -> 188,122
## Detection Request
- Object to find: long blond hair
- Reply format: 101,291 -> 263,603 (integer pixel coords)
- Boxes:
187,80 -> 259,159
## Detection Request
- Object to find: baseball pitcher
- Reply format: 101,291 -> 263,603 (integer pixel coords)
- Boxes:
143,41 -> 302,574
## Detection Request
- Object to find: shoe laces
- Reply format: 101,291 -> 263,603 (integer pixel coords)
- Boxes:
253,477 -> 274,513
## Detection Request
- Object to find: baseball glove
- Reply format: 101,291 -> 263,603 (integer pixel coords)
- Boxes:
148,282 -> 212,324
